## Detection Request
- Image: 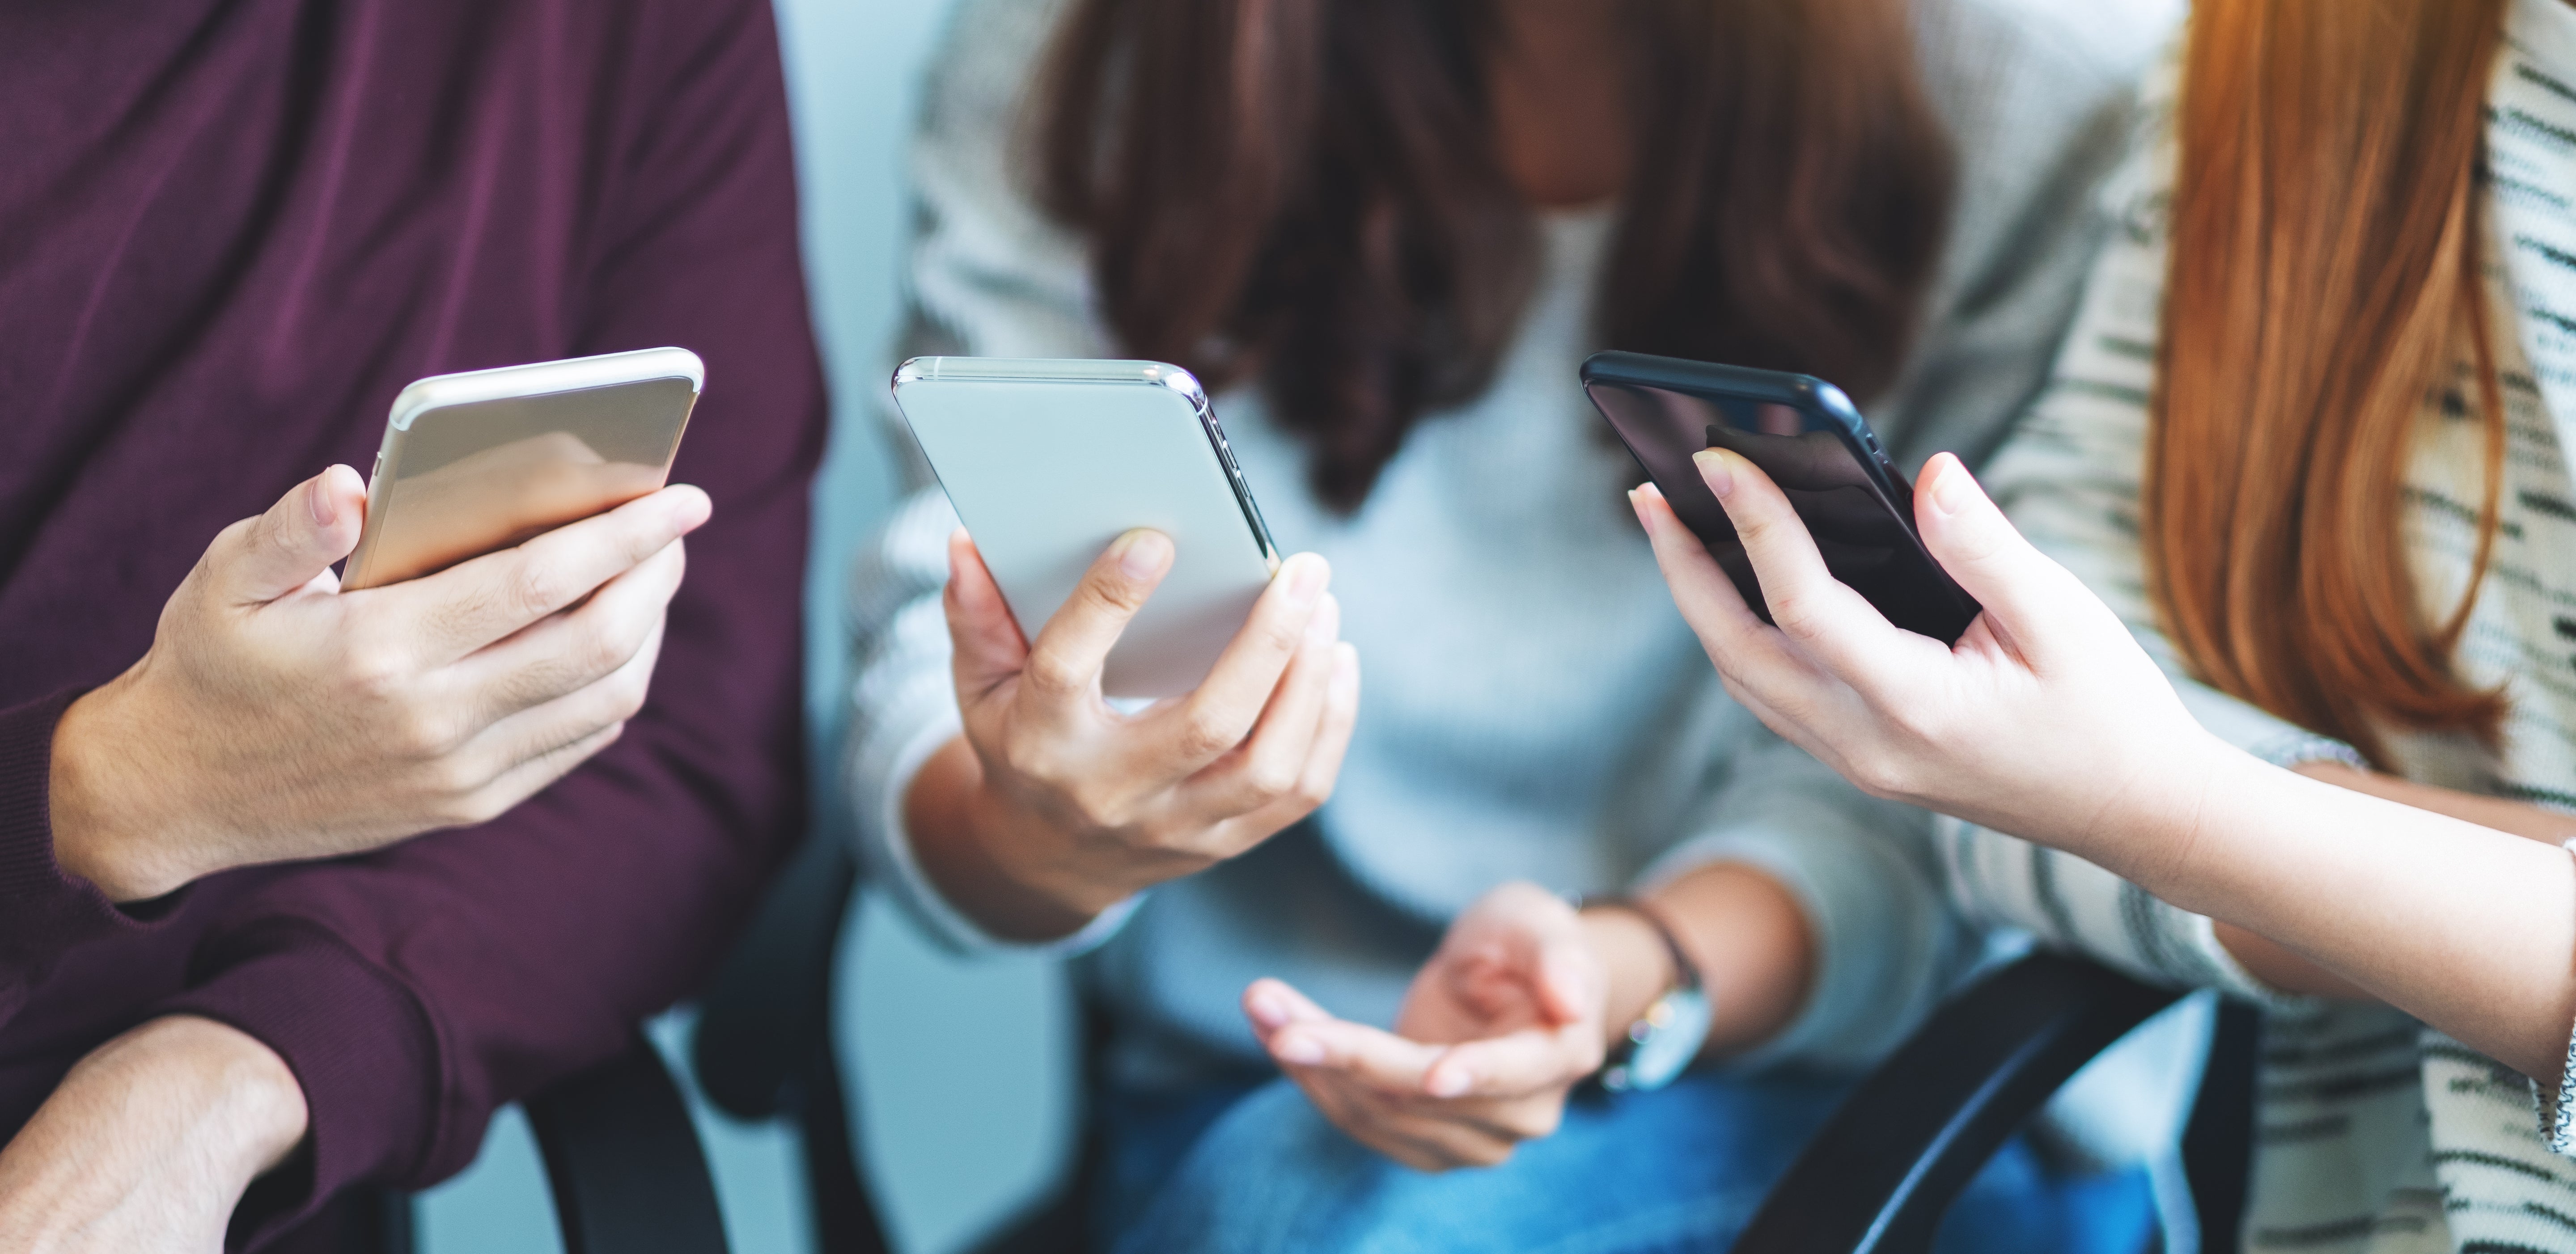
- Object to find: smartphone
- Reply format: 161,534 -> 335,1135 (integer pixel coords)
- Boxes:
342,347 -> 703,590
1581,350 -> 1980,643
890,356 -> 1280,699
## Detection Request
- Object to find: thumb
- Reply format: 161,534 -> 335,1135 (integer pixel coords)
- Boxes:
1913,454 -> 2087,660
944,529 -> 1031,698
208,466 -> 367,605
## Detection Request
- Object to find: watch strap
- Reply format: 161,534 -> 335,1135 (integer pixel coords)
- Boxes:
1582,895 -> 1714,1093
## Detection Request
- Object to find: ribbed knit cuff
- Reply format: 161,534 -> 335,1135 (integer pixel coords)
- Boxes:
155,920 -> 442,1248
0,689 -> 157,978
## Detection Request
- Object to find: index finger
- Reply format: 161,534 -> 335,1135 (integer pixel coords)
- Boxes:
1691,448 -> 1889,664
1267,1019 -> 1443,1095
394,485 -> 712,662
1014,529 -> 1173,714
1423,1024 -> 1601,1100
1631,482 -> 1803,681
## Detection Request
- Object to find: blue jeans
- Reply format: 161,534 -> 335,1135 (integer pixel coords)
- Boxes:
1099,1072 -> 2157,1254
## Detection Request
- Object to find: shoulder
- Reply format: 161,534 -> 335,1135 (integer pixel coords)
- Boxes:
918,0 -> 1074,157
1910,0 -> 2177,225
1914,0 -> 2176,115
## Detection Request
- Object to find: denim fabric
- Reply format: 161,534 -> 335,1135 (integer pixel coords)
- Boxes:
1101,1072 -> 2157,1254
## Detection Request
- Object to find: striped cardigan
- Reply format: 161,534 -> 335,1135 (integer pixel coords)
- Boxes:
1949,3 -> 2576,1250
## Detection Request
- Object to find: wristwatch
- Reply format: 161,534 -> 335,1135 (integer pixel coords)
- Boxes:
1585,896 -> 1714,1093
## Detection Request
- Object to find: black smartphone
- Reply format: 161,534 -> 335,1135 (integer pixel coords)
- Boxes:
1581,350 -> 1981,644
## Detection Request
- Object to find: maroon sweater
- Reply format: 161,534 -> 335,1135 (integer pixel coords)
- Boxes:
0,0 -> 823,1242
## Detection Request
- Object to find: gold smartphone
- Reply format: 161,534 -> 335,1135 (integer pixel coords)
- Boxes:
342,347 -> 703,590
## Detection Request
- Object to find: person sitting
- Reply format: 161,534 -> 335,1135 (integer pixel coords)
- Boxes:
0,0 -> 823,1247
845,0 -> 2168,1248
1632,0 -> 2576,1250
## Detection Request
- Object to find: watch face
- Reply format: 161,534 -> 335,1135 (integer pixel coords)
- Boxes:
1613,988 -> 1715,1093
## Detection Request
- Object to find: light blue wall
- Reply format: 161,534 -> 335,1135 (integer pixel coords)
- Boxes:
415,2 -> 1079,1250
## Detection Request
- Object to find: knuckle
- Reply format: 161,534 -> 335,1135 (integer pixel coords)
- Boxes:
572,617 -> 631,677
502,562 -> 568,621
422,752 -> 492,808
1765,591 -> 1827,640
996,729 -> 1063,785
1020,650 -> 1086,698
1081,574 -> 1149,617
609,668 -> 652,721
1256,613 -> 1305,657
1851,757 -> 1916,801
449,786 -> 515,828
340,637 -> 413,697
1885,701 -> 1945,745
1239,751 -> 1299,802
1176,706 -> 1241,760
390,706 -> 463,759
1065,780 -> 1132,829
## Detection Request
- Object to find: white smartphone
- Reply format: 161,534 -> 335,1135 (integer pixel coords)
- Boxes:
890,356 -> 1280,699
343,347 -> 703,590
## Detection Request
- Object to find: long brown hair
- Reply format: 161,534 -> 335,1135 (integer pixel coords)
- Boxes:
1035,0 -> 1955,510
2149,0 -> 2510,767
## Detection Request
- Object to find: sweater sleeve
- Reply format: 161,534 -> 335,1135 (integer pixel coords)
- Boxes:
842,0 -> 1142,958
143,2 -> 825,1241
0,690 -> 192,1029
1939,62 -> 2351,1003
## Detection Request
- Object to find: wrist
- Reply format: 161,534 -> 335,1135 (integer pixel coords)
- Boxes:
2086,733 -> 2268,906
906,738 -> 1127,942
195,1020 -> 311,1177
48,679 -> 203,903
0,1018 -> 309,1240
1578,905 -> 1680,1050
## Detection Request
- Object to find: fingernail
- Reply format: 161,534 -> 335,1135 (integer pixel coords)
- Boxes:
1304,594 -> 1340,647
663,486 -> 712,532
1248,989 -> 1289,1030
1275,1034 -> 1324,1066
1426,1066 -> 1471,1098
1331,644 -> 1359,695
1694,450 -> 1736,500
1284,554 -> 1328,606
1926,456 -> 1971,517
308,474 -> 339,528
1116,530 -> 1172,580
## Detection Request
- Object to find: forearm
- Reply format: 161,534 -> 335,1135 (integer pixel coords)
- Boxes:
904,736 -> 1121,942
2122,743 -> 2576,1079
2205,761 -> 2575,1001
0,1017 -> 307,1250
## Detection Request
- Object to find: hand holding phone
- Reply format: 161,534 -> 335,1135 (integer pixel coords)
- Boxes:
885,357 -> 1360,937
47,357 -> 713,903
1582,350 -> 1980,643
908,526 -> 1359,934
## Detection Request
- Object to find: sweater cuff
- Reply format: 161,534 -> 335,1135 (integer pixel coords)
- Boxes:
0,689 -> 165,976
154,920 -> 442,1247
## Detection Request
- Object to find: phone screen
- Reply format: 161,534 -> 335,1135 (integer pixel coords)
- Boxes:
1583,358 -> 1979,643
